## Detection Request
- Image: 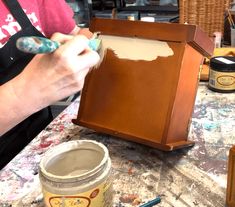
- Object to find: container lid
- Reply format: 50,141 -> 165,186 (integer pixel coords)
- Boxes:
210,56 -> 235,71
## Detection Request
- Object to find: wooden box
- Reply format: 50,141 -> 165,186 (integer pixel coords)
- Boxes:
73,18 -> 214,151
227,146 -> 235,207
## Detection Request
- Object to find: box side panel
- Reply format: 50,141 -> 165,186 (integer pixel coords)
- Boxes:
227,146 -> 235,207
164,44 -> 203,144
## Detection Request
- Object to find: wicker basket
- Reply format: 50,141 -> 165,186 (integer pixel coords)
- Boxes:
179,0 -> 231,37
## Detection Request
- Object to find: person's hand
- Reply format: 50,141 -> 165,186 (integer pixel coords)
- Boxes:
0,32 -> 100,135
11,33 -> 100,114
70,26 -> 93,39
78,28 -> 93,39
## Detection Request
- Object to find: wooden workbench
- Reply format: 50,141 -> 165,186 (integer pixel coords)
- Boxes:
0,82 -> 234,207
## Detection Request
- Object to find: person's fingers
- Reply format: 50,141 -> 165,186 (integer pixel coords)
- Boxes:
49,32 -> 100,75
78,28 -> 93,39
51,33 -> 90,56
50,32 -> 73,44
54,67 -> 89,93
56,35 -> 90,56
75,50 -> 100,70
74,67 -> 90,84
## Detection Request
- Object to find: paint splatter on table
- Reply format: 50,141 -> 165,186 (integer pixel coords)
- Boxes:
0,82 -> 234,207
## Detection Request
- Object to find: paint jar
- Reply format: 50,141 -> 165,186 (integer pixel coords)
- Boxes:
208,56 -> 235,93
39,140 -> 113,207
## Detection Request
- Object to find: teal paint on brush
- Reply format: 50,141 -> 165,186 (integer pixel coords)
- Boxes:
139,196 -> 161,207
16,36 -> 60,54
88,38 -> 101,51
16,36 -> 101,54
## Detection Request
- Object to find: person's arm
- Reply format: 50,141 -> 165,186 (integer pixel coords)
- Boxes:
0,33 -> 99,136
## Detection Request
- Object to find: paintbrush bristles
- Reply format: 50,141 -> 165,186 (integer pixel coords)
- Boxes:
90,32 -> 105,69
94,40 -> 106,69
227,9 -> 235,28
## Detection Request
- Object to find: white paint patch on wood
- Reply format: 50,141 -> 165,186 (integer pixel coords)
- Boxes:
97,35 -> 174,62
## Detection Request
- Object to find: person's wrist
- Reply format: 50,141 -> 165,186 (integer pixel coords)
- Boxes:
10,74 -> 42,116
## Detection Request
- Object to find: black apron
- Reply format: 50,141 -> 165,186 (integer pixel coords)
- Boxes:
0,0 -> 53,169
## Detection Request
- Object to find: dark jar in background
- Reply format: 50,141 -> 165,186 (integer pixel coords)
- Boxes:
208,56 -> 235,93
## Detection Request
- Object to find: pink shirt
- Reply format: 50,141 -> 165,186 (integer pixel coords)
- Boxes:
0,0 -> 76,48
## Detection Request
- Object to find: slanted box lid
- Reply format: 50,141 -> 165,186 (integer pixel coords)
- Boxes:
90,18 -> 214,58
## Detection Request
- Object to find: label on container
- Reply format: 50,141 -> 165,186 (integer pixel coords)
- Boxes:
215,57 -> 235,64
209,69 -> 235,90
43,180 -> 113,207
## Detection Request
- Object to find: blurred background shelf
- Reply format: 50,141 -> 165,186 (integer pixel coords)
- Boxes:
66,0 -> 180,25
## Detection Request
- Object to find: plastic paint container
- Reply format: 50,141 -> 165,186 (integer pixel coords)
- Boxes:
39,140 -> 113,207
208,56 -> 235,93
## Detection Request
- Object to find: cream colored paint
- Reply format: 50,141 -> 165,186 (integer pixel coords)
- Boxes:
40,140 -> 108,178
98,35 -> 174,61
46,149 -> 103,176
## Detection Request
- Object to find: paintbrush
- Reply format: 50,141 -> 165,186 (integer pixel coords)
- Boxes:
16,36 -> 101,54
139,196 -> 161,207
227,9 -> 235,28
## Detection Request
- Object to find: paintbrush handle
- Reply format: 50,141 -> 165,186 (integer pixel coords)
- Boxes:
16,36 -> 101,54
139,196 -> 161,207
16,36 -> 60,54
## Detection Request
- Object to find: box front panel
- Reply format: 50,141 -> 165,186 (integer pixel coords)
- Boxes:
77,39 -> 185,145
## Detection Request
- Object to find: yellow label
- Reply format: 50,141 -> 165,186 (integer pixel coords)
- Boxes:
43,181 -> 112,207
209,69 -> 235,90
